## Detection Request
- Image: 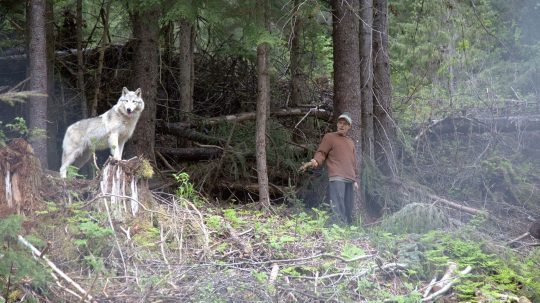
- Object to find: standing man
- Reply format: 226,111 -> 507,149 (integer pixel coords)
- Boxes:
308,112 -> 359,224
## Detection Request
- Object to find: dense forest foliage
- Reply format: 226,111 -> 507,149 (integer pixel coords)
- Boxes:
0,0 -> 539,302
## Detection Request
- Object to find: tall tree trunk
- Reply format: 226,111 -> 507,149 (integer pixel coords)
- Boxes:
128,7 -> 160,163
359,0 -> 374,159
256,0 -> 271,208
332,0 -> 361,119
372,0 -> 395,176
76,0 -> 87,118
45,0 -> 58,169
289,0 -> 307,107
91,2 -> 111,117
444,2 -> 456,106
161,20 -> 174,121
331,0 -> 363,215
179,17 -> 194,122
26,0 -> 48,168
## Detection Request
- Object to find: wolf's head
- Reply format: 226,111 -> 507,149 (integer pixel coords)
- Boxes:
117,87 -> 145,117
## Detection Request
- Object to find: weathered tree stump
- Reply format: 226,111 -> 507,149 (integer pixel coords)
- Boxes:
0,139 -> 42,215
98,157 -> 152,220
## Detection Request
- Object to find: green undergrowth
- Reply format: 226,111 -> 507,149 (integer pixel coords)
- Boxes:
0,216 -> 47,303
2,175 -> 539,301
372,215 -> 540,302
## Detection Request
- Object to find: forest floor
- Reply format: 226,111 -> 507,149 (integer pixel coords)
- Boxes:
3,175 -> 539,303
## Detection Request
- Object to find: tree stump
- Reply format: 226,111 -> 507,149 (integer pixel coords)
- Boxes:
0,139 -> 42,215
98,157 -> 151,220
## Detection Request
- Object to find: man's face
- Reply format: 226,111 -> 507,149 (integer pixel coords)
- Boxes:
336,119 -> 351,135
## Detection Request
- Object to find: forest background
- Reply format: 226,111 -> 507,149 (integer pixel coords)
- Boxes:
0,0 -> 539,302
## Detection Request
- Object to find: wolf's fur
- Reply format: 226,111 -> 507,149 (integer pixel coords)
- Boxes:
59,87 -> 145,178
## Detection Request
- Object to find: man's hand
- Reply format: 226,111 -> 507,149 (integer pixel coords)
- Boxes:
298,159 -> 318,172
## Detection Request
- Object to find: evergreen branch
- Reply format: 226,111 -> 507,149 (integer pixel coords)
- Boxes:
0,91 -> 46,106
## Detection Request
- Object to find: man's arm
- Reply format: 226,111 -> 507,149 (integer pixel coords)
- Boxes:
310,133 -> 332,168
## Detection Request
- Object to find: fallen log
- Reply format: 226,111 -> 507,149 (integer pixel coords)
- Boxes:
402,181 -> 489,217
156,147 -> 223,160
158,121 -> 225,146
414,115 -> 540,142
200,107 -> 332,125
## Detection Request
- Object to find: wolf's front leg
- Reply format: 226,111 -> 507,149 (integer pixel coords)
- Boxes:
108,133 -> 121,160
117,140 -> 126,160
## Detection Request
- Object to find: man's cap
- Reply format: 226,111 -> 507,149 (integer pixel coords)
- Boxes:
338,112 -> 352,125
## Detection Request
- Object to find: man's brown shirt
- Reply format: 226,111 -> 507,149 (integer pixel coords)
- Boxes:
313,132 -> 357,181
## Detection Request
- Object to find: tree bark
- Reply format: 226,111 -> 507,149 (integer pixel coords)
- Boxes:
91,2 -> 111,117
373,0 -> 395,176
179,14 -> 195,122
332,0 -> 362,118
26,0 -> 48,168
289,0 -> 307,107
256,42 -> 270,208
359,0 -> 374,159
255,0 -> 271,208
332,0 -> 363,214
127,6 -> 160,163
76,0 -> 87,118
45,0 -> 58,169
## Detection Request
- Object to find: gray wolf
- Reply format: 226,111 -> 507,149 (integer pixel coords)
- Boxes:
59,87 -> 145,178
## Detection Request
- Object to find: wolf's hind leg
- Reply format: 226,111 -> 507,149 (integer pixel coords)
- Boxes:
60,149 -> 79,178
73,149 -> 93,169
60,147 -> 84,178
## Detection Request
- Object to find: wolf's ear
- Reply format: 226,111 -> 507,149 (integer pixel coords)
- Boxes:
135,88 -> 142,97
122,87 -> 129,96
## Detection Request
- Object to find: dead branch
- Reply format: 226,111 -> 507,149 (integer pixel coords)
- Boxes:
226,223 -> 253,255
17,235 -> 95,303
507,232 -> 531,246
423,275 -> 438,297
429,193 -> 488,217
422,262 -> 472,302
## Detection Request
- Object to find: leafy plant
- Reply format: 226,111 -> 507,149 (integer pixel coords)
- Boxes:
65,203 -> 114,268
340,243 -> 366,260
223,208 -> 244,227
5,117 -> 28,137
173,172 -> 205,206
